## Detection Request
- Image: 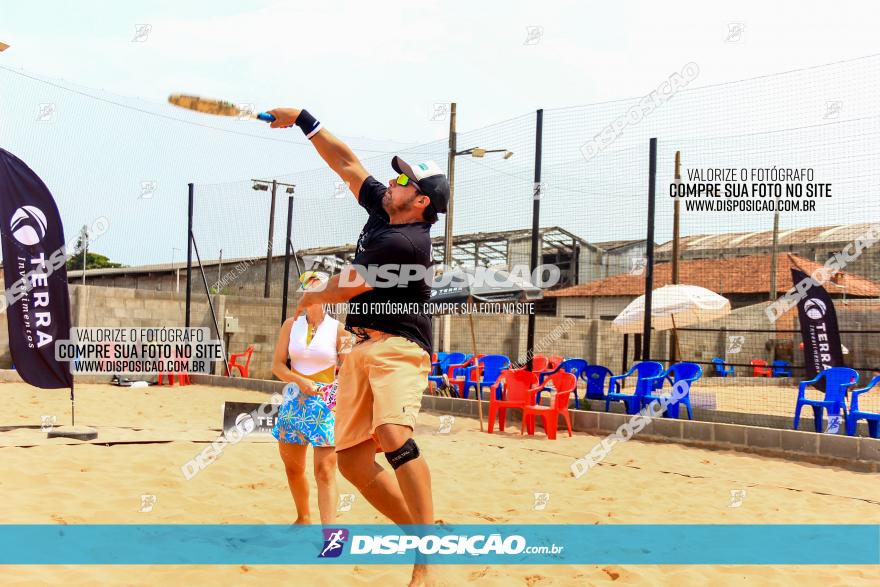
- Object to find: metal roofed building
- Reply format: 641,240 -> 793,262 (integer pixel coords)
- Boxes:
655,223 -> 880,282
67,226 -> 635,295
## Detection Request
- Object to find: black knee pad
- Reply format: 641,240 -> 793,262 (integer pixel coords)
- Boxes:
385,438 -> 420,470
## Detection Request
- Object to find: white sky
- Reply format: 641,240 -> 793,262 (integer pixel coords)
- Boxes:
1,0 -> 879,265
4,0 -> 878,141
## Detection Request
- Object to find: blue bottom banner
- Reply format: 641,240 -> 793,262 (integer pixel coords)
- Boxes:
0,524 -> 877,565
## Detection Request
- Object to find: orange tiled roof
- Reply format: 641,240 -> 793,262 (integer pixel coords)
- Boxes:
547,253 -> 880,298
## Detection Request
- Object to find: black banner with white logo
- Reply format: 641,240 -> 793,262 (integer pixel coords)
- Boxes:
0,149 -> 73,389
792,268 -> 844,388
222,401 -> 276,437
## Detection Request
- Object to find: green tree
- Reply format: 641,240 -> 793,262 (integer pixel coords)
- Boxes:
65,235 -> 126,271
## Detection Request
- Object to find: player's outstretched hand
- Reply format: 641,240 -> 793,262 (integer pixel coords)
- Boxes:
267,108 -> 302,129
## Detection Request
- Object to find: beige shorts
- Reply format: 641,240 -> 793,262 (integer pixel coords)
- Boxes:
334,333 -> 430,451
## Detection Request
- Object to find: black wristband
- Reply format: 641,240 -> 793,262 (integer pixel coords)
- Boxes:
295,109 -> 322,139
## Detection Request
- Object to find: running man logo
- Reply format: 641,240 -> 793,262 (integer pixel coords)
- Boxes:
629,257 -> 647,276
826,415 -> 842,434
533,492 -> 550,511
728,489 -> 747,508
319,528 -> 349,558
139,494 -> 157,513
437,415 -> 454,434
337,494 -> 355,512
727,335 -> 745,355
40,414 -> 56,432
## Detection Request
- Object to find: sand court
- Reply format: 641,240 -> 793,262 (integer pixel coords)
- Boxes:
0,381 -> 877,586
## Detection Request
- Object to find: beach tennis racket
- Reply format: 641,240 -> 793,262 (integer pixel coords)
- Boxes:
167,94 -> 276,122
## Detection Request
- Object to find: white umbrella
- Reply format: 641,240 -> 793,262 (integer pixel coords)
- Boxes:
612,284 -> 731,334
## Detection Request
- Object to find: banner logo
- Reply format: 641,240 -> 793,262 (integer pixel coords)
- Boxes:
804,298 -> 827,320
10,206 -> 48,245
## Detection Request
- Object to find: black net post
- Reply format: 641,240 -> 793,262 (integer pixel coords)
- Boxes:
185,182 -> 193,328
642,138 -> 657,361
281,192 -> 294,323
526,108 -> 543,371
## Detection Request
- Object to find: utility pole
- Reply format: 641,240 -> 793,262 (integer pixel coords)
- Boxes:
80,224 -> 88,286
671,151 -> 681,363
442,102 -> 457,352
217,249 -> 223,297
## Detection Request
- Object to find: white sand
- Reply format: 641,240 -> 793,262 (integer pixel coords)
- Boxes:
0,382 -> 877,586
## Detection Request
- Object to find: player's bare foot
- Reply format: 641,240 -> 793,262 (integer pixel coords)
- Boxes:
408,564 -> 445,587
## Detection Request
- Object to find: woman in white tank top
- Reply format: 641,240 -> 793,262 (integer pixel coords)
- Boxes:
271,272 -> 353,525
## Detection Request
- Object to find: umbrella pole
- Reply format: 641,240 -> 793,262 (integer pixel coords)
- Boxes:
467,296 -> 484,431
671,314 -> 683,363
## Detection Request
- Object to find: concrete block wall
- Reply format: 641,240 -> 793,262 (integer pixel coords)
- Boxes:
418,394 -> 880,472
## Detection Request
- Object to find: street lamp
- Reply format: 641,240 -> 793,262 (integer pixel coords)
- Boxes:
441,102 -> 513,352
443,145 -> 514,270
252,179 -> 296,297
456,147 -> 514,159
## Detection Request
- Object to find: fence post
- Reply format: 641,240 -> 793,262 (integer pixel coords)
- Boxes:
281,192 -> 294,323
526,108 -> 544,370
642,138 -> 657,360
185,183 -> 193,328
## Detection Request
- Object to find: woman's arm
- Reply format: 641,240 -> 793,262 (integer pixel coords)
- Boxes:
271,317 -> 319,394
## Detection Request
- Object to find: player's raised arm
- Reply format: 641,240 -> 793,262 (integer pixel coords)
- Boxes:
266,108 -> 369,198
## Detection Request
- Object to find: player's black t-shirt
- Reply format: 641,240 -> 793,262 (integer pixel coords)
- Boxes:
345,176 -> 433,354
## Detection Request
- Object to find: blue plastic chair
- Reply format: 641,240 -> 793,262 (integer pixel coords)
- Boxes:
582,365 -> 613,401
712,357 -> 734,377
463,355 -> 511,400
606,361 -> 665,414
846,375 -> 880,438
537,358 -> 589,408
771,360 -> 793,377
793,367 -> 858,433
431,352 -> 449,374
641,362 -> 701,419
428,352 -> 467,391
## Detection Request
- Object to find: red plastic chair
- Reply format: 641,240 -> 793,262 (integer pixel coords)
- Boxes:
156,343 -> 191,386
228,345 -> 255,378
447,355 -> 485,396
157,371 -> 190,386
520,371 -> 576,440
750,359 -> 771,378
547,355 -> 565,370
529,355 -> 550,372
488,369 -> 539,433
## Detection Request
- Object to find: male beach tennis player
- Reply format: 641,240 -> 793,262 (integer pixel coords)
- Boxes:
268,108 -> 448,586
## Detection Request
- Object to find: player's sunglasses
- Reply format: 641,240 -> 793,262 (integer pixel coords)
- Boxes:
395,173 -> 420,190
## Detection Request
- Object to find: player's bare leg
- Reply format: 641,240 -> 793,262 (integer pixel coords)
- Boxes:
313,446 -> 338,525
336,439 -> 413,525
374,424 -> 441,587
278,442 -> 311,524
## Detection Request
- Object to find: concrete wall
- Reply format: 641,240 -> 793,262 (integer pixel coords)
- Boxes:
556,296 -> 631,320
0,284 -> 287,380
2,286 -> 877,382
